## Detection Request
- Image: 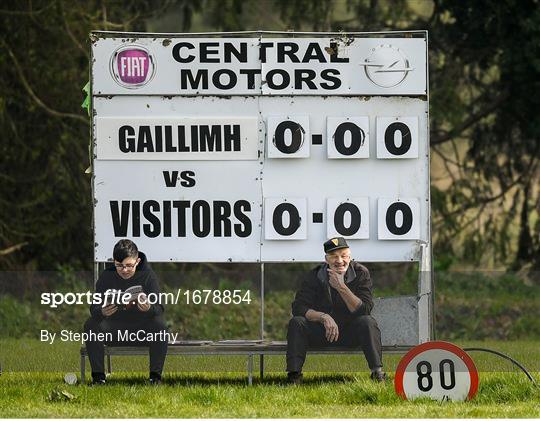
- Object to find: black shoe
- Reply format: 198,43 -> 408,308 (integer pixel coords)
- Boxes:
287,371 -> 303,385
148,371 -> 161,386
91,373 -> 106,385
370,370 -> 387,382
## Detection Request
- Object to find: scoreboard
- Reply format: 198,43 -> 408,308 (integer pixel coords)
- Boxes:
91,33 -> 429,262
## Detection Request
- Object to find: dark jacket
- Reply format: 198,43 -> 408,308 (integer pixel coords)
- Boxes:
291,261 -> 373,325
90,251 -> 164,322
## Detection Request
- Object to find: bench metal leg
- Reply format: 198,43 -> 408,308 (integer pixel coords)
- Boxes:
81,354 -> 86,383
259,355 -> 264,379
107,354 -> 112,374
247,354 -> 253,386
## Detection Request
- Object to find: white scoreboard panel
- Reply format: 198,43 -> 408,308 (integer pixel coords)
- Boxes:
93,95 -> 428,262
92,34 -> 429,262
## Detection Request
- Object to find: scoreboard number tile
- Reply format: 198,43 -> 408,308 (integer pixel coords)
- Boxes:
376,116 -> 419,159
264,197 -> 308,240
267,116 -> 310,158
326,198 -> 370,239
377,197 -> 420,240
326,116 -> 370,159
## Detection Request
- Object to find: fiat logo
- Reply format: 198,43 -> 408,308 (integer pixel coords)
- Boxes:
110,45 -> 155,88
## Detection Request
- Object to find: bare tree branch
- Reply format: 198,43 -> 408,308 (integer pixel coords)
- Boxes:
0,242 -> 28,256
431,93 -> 508,146
436,156 -> 538,221
0,36 -> 88,125
432,143 -> 469,170
450,137 -> 466,179
432,146 -> 458,184
0,2 -> 53,15
60,1 -> 88,58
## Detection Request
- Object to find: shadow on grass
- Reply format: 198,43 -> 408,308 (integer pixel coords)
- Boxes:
95,373 -> 364,387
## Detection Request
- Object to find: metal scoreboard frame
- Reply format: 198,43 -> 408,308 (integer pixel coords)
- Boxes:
90,30 -> 433,346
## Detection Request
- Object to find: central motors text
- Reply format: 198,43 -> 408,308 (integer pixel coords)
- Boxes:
172,41 -> 348,91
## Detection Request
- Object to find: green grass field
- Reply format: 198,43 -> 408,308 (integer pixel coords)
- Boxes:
0,340 -> 539,418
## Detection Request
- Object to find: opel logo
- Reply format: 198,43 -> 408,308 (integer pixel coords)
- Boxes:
361,44 -> 413,88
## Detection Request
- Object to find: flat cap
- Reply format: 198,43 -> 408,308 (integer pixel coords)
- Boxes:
323,237 -> 349,254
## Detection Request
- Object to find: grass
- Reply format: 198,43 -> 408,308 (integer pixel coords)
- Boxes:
0,339 -> 539,417
0,371 -> 538,417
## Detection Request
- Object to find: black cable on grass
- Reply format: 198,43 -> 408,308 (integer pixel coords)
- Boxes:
463,347 -> 537,385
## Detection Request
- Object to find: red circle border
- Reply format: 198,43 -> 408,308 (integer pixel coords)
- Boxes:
394,341 -> 479,401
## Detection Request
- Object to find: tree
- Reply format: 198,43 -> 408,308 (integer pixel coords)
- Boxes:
0,1 -> 196,269
273,0 -> 540,271
1,0 -> 538,273
427,0 -> 540,270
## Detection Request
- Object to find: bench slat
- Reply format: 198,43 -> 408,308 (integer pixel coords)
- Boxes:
80,343 -> 411,355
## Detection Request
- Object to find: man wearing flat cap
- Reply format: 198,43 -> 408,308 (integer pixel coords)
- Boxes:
286,237 -> 385,384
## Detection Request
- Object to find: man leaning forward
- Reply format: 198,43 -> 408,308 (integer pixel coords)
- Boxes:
286,237 -> 386,384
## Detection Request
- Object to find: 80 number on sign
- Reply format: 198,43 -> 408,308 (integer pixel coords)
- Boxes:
416,359 -> 456,392
395,341 -> 479,402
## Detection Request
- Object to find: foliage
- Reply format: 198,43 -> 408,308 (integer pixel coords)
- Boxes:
47,388 -> 77,402
427,0 -> 540,270
0,1 -> 208,269
1,0 -> 539,274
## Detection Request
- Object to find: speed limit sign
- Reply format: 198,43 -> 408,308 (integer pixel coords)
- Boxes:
395,341 -> 479,402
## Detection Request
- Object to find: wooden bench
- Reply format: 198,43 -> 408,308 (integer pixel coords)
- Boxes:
80,342 -> 410,384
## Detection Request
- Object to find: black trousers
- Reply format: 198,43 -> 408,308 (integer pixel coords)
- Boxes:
286,315 -> 383,372
83,316 -> 168,377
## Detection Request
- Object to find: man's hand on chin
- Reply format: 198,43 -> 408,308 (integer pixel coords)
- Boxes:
327,268 -> 346,291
